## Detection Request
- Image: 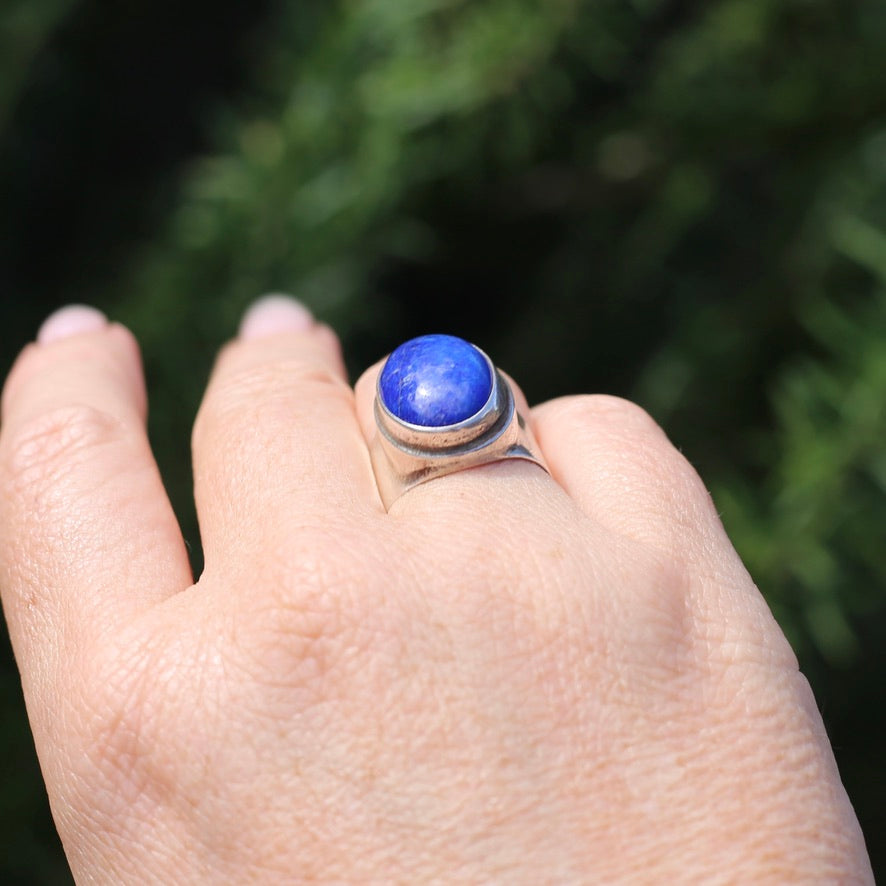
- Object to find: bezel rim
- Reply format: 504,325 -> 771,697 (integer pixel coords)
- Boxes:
375,344 -> 512,455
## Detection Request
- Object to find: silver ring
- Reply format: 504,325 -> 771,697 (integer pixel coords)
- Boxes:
370,334 -> 549,509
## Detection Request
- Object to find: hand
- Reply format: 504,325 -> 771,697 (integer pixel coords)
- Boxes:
0,299 -> 872,883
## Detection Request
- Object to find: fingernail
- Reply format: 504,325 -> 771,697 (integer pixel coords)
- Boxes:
239,295 -> 314,340
37,304 -> 108,344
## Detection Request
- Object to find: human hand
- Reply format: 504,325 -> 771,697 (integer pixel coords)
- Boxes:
0,299 -> 872,883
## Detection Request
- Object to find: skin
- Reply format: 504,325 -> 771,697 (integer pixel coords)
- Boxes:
0,300 -> 873,884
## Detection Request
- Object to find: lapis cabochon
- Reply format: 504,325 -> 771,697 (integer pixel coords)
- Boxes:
379,334 -> 493,427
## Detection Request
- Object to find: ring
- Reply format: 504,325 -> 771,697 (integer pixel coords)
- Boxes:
370,334 -> 549,508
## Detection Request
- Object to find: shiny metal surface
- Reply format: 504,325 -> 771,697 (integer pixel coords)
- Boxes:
371,355 -> 549,509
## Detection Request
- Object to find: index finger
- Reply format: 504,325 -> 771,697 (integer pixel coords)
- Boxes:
0,307 -> 192,685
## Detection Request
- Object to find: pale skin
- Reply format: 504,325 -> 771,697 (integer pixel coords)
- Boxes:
0,298 -> 872,884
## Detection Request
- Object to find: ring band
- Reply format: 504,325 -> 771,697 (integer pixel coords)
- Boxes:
370,334 -> 549,508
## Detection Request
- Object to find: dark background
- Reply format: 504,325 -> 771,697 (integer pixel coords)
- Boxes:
2,0 -> 885,880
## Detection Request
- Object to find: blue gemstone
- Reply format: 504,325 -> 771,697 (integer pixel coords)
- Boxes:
379,334 -> 493,427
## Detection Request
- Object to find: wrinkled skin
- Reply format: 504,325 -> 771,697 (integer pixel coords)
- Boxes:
0,301 -> 872,884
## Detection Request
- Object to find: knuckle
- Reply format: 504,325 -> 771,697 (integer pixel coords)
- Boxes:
3,403 -> 130,498
225,358 -> 348,401
547,395 -> 719,545
194,358 -> 351,444
263,533 -> 368,633
559,394 -> 664,438
67,634 -> 183,815
234,533 -> 380,692
562,393 -> 704,491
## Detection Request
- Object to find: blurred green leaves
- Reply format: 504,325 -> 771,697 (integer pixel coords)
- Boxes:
0,0 -> 74,128
113,0 -> 580,342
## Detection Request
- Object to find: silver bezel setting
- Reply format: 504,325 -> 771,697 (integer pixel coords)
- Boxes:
371,344 -> 548,508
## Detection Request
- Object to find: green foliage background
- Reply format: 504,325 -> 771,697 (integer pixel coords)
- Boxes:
2,0 -> 885,879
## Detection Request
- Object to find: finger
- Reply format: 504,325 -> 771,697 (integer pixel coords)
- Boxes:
0,306 -> 193,674
532,395 -> 802,670
193,297 -> 381,569
532,394 -> 739,563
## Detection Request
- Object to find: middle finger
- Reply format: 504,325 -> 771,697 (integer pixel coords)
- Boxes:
192,298 -> 382,569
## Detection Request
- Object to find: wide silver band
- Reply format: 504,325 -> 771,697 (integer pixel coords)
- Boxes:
370,348 -> 549,509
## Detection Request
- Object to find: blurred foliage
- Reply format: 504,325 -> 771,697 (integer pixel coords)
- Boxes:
0,0 -> 75,130
1,0 -> 885,879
